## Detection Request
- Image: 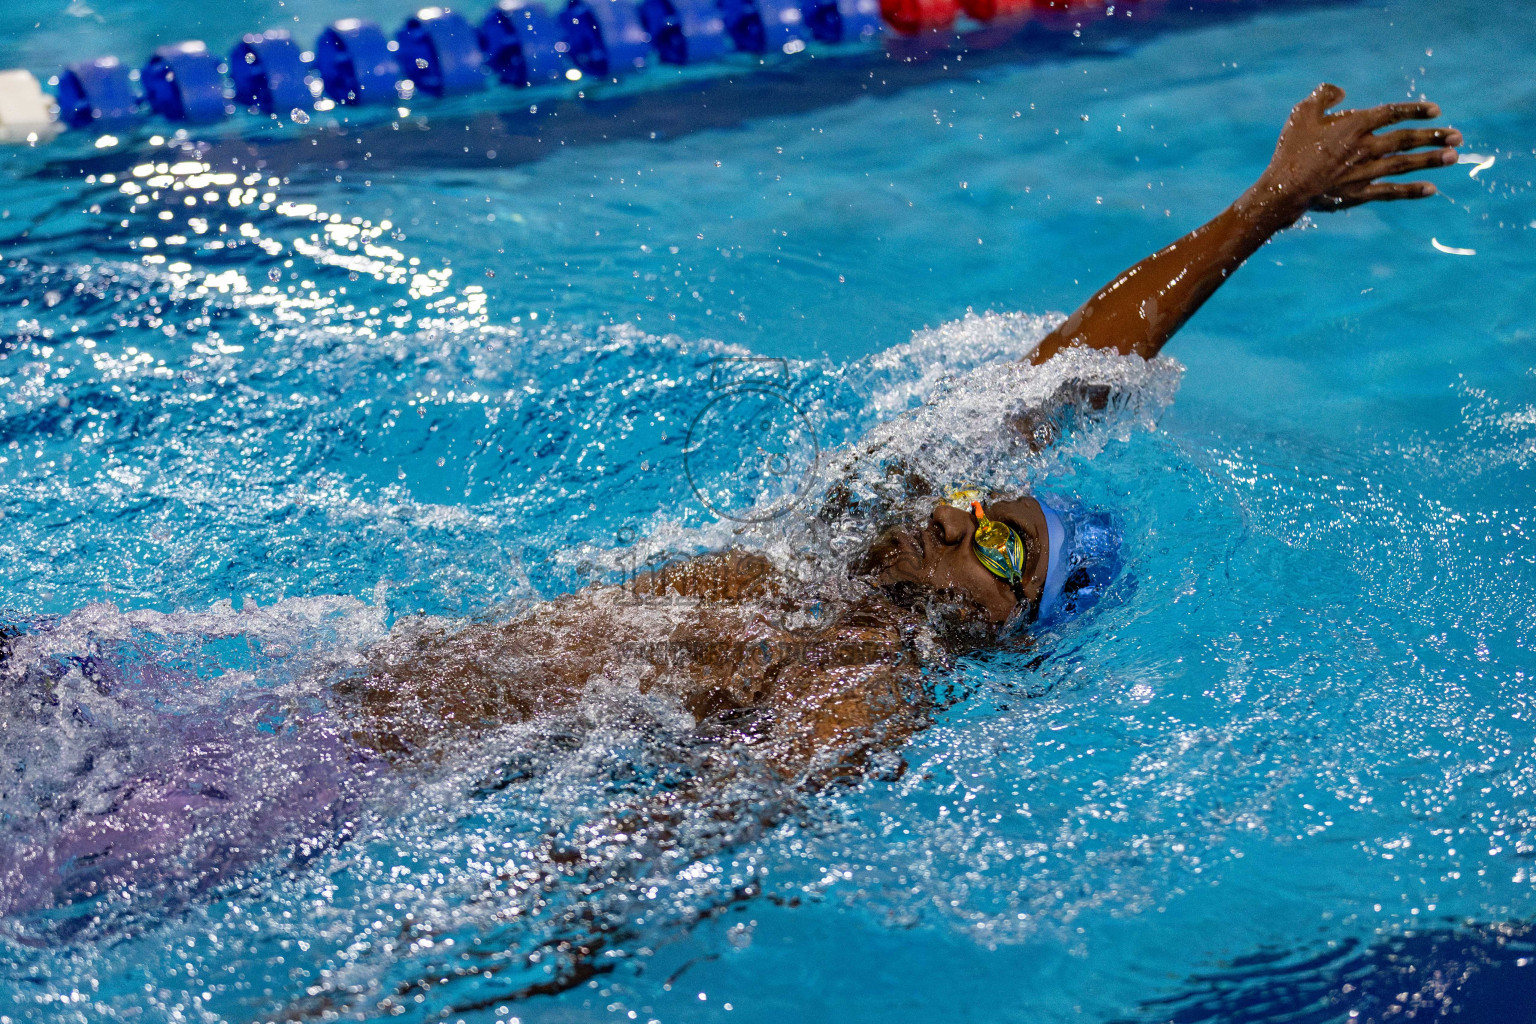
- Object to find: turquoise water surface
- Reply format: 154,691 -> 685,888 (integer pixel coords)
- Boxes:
2,1 -> 1535,1021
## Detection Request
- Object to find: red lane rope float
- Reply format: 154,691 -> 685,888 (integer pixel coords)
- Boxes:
880,0 -> 958,35
957,0 -> 1030,23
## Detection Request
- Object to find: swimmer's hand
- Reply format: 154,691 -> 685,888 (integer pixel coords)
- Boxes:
1254,83 -> 1461,216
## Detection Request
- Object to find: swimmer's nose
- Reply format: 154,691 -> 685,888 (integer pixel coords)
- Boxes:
931,504 -> 974,547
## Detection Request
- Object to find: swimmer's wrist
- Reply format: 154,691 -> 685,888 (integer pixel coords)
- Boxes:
1234,174 -> 1311,233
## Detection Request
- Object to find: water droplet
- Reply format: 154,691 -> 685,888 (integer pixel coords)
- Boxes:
268,268 -> 281,282
290,108 -> 311,125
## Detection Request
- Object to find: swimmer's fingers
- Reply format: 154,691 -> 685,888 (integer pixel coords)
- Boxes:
1310,180 -> 1438,211
1365,126 -> 1463,157
1351,181 -> 1439,204
1342,146 -> 1459,185
1346,100 -> 1441,132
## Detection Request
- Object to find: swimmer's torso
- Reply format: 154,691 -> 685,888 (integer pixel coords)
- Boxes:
333,552 -> 933,778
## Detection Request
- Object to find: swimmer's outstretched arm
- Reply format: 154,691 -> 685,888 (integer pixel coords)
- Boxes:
1027,84 -> 1461,366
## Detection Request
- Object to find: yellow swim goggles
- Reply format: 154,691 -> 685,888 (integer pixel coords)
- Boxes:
945,489 -> 1028,587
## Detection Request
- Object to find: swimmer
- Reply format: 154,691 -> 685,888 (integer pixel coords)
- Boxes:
346,84 -> 1462,782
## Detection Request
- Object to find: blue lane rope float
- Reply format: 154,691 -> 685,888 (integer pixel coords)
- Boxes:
229,30 -> 313,116
56,56 -> 137,129
396,7 -> 488,96
478,0 -> 569,86
718,0 -> 807,54
315,19 -> 403,106
141,41 -> 229,124
804,0 -> 883,43
639,0 -> 730,65
562,0 -> 654,77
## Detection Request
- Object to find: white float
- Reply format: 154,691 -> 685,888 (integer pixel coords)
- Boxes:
0,69 -> 61,144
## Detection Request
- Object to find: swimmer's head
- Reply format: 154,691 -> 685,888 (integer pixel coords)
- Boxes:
856,496 -> 1040,627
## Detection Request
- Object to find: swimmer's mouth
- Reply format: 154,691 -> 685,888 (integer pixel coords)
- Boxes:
889,525 -> 923,563
908,526 -> 926,559
894,526 -> 929,572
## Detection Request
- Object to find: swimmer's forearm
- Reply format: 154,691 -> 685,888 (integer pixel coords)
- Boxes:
1026,189 -> 1294,365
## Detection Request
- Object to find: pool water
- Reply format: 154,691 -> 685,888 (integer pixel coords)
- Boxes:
3,0 -> 1536,1021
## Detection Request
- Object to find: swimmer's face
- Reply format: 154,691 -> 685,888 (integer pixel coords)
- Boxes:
862,498 -> 1038,624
